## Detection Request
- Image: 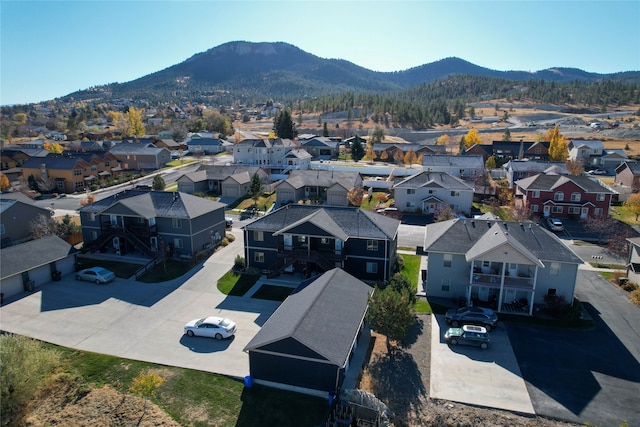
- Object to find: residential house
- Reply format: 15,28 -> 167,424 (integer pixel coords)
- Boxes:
176,165 -> 267,198
20,153 -> 116,194
65,140 -> 106,152
0,235 -> 77,300
233,138 -> 311,173
600,149 -> 628,171
1,150 -> 30,169
625,237 -> 640,284
393,171 -> 474,215
568,139 -> 604,168
244,205 -> 400,282
153,138 -> 182,151
108,142 -> 170,170
299,137 -> 340,160
0,197 -> 52,247
243,268 -> 371,396
615,161 -> 640,190
423,218 -> 583,315
185,133 -> 228,154
274,170 -> 363,206
504,160 -> 569,187
514,173 -> 614,219
421,155 -> 485,180
373,143 -> 445,162
78,190 -> 227,260
465,140 -> 550,164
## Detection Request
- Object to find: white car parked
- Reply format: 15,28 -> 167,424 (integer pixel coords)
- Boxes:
76,267 -> 116,284
184,316 -> 237,340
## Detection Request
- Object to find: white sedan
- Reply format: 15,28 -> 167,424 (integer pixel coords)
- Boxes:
75,267 -> 115,284
184,316 -> 237,340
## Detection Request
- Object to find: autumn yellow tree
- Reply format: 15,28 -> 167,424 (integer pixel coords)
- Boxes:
464,128 -> 482,149
565,159 -> 584,176
485,155 -> 497,170
548,125 -> 568,161
380,150 -> 389,162
624,193 -> 640,221
120,107 -> 145,137
364,143 -> 376,161
393,148 -> 404,165
0,172 -> 10,191
42,141 -> 63,153
403,150 -> 418,165
347,187 -> 365,207
436,134 -> 450,146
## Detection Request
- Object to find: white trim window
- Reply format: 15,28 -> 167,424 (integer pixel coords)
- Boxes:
554,192 -> 564,201
254,231 -> 264,241
531,190 -> 540,198
172,218 -> 182,229
549,262 -> 560,276
570,192 -> 581,202
254,252 -> 265,263
596,193 -> 606,201
443,253 -> 452,268
173,238 -> 183,249
367,240 -> 378,251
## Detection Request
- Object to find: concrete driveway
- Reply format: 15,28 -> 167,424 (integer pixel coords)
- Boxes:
430,315 -> 534,414
0,235 -> 278,380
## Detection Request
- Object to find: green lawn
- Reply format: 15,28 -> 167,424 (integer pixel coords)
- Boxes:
75,257 -> 142,279
137,260 -> 192,283
397,254 -> 432,313
217,270 -> 260,296
46,343 -> 328,427
251,284 -> 294,301
360,191 -> 393,211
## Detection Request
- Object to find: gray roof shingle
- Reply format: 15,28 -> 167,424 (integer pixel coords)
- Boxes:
243,268 -> 372,366
394,171 -> 473,190
423,218 -> 582,264
1,235 -> 76,279
245,205 -> 399,240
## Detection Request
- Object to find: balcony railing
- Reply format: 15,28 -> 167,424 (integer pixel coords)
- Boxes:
471,273 -> 534,290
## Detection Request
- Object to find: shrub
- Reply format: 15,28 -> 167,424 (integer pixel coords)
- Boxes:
1,335 -> 61,424
612,271 -> 626,285
226,233 -> 236,242
543,294 -> 570,318
630,289 -> 640,306
234,255 -> 245,270
394,255 -> 405,272
220,238 -> 229,247
621,281 -> 639,292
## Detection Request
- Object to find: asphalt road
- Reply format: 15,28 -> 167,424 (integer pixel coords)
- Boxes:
508,270 -> 640,426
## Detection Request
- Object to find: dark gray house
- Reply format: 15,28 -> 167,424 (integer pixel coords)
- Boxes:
0,197 -> 52,247
243,205 -> 400,282
243,268 -> 371,395
78,190 -> 227,260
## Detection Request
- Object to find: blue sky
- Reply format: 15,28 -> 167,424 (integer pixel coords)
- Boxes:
1,0 -> 639,106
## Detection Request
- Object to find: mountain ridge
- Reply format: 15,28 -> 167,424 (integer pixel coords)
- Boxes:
62,41 -> 640,103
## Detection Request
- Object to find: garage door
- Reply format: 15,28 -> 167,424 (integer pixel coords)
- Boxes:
278,189 -> 294,204
327,192 -> 346,206
223,185 -> 239,198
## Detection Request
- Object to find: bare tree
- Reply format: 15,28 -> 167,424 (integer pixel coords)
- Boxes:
30,214 -> 58,239
35,175 -> 56,193
565,159 -> 584,176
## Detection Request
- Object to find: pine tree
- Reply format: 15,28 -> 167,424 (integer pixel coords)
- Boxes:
273,109 -> 296,139
351,136 -> 365,162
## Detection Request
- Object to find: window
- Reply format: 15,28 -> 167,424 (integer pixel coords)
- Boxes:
254,231 -> 264,241
137,217 -> 144,224
407,188 -> 415,195
594,207 -> 603,216
367,240 -> 378,251
549,262 -> 560,276
551,206 -> 563,213
451,191 -> 460,197
56,181 -> 64,190
570,192 -> 581,202
172,218 -> 182,229
366,262 -> 378,274
428,189 -> 437,195
531,205 -> 539,212
441,278 -> 451,292
298,236 -> 307,243
91,165 -> 97,171
443,254 -> 452,268
254,252 -> 265,263
406,202 -> 415,208
173,238 -> 183,249
90,231 -> 98,240
596,193 -> 605,201
73,169 -> 82,176
568,207 -> 580,214
532,190 -> 540,198
554,192 -> 564,201
88,212 -> 95,221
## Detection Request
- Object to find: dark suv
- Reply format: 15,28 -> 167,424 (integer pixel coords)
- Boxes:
445,306 -> 498,331
445,325 -> 490,349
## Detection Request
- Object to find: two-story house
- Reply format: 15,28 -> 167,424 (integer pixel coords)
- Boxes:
185,133 -> 230,154
274,170 -> 363,206
21,153 -> 116,194
421,155 -> 485,180
0,197 -> 53,247
176,165 -> 268,198
393,171 -> 474,215
615,161 -> 640,190
233,138 -> 311,173
514,173 -> 614,219
372,143 -> 445,161
243,205 -> 400,282
503,160 -> 569,187
423,218 -> 583,316
78,190 -> 227,260
568,139 -> 604,168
